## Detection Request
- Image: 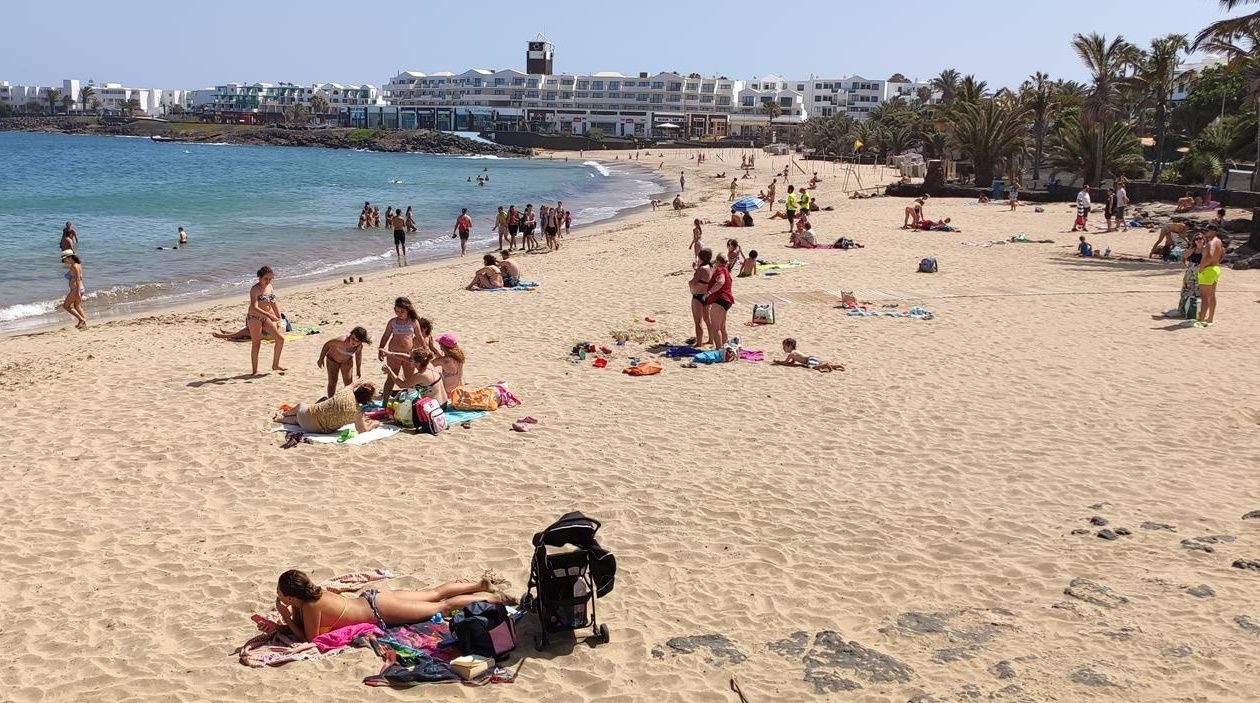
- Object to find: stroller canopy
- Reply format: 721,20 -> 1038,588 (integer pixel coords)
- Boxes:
533,511 -> 616,597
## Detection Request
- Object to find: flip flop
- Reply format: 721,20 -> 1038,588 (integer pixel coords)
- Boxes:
511,421 -> 529,432
517,416 -> 539,424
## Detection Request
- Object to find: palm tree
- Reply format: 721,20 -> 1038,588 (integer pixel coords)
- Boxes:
45,88 -> 62,115
1047,115 -> 1147,183
79,85 -> 95,114
1196,28 -> 1260,189
957,75 -> 990,104
1127,34 -> 1190,180
1053,80 -> 1089,109
916,85 -> 934,104
90,98 -> 101,114
1072,32 -> 1140,185
1195,0 -> 1260,47
950,99 -> 1031,185
1020,72 -> 1058,185
120,98 -> 141,117
61,95 -> 75,114
930,69 -> 961,106
761,99 -> 783,142
23,100 -> 43,115
309,94 -> 329,118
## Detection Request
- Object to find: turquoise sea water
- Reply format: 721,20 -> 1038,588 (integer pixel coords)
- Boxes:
0,132 -> 662,331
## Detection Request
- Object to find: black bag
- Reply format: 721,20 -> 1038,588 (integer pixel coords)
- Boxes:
450,601 -> 517,662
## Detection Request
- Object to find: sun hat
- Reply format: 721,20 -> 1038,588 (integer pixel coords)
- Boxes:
437,333 -> 458,348
60,249 -> 75,258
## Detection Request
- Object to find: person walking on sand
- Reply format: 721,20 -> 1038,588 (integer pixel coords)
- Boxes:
1195,223 -> 1224,328
691,218 -> 705,257
1072,185 -> 1091,232
494,206 -> 508,250
246,266 -> 286,375
729,178 -> 738,202
59,250 -> 88,329
506,205 -> 521,250
454,208 -> 472,256
1008,180 -> 1020,212
680,171 -> 686,191
1115,181 -> 1129,231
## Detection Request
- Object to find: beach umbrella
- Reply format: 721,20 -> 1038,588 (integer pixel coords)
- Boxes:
731,197 -> 763,212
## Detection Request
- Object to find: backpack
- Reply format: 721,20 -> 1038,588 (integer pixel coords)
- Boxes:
450,601 -> 517,662
414,396 -> 448,435
751,303 -> 775,325
834,237 -> 855,250
917,257 -> 938,273
391,389 -> 422,428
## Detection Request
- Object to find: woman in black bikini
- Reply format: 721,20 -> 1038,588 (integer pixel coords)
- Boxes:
688,248 -> 713,347
317,326 -> 371,398
274,570 -> 513,641
247,266 -> 286,375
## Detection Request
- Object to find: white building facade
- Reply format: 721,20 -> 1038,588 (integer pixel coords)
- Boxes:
0,79 -> 188,116
191,82 -> 382,121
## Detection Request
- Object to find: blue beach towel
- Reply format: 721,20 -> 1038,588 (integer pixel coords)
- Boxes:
664,345 -> 703,357
442,409 -> 489,424
692,350 -> 725,364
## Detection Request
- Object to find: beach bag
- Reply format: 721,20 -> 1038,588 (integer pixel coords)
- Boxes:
392,389 -> 422,428
752,303 -> 776,325
917,257 -> 938,274
450,601 -> 517,662
623,361 -> 662,375
414,397 -> 448,435
489,382 -> 521,408
721,342 -> 741,363
1179,293 -> 1200,320
449,386 -> 499,412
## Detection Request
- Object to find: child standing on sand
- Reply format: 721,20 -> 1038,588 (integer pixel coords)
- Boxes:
773,338 -> 844,372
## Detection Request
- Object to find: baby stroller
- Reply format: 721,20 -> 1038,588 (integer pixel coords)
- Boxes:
521,511 -> 616,650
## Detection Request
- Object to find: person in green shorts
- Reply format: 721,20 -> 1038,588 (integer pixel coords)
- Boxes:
1195,223 -> 1223,327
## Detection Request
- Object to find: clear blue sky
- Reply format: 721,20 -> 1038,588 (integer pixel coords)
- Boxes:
2,0 -> 1245,90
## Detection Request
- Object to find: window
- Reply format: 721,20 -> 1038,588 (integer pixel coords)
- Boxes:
577,81 -> 589,90
652,82 -> 664,89
740,96 -> 755,107
608,81 -> 620,91
650,95 -> 663,103
575,91 -> 589,98
668,82 -> 682,91
637,93 -> 649,101
796,84 -> 804,91
667,94 -> 681,102
527,79 -> 539,88
592,81 -> 604,90
778,97 -> 792,108
717,96 -> 731,106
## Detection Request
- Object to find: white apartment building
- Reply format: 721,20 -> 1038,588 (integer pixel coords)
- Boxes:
0,79 -> 189,116
374,64 -> 736,137
1171,55 -> 1226,102
192,82 -> 381,122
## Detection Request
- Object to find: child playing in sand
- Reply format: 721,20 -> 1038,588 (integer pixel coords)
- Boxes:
738,250 -> 758,277
774,338 -> 844,372
1078,235 -> 1094,257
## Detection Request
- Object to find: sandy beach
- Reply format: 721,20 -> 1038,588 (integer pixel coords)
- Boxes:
2,148 -> 1259,702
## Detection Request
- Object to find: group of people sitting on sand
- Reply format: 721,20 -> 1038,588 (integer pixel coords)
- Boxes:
466,250 -> 523,290
272,295 -> 470,434
1175,189 -> 1221,213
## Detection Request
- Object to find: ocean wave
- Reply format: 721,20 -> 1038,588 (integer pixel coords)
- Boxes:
291,250 -> 394,278
0,299 -> 59,322
455,154 -> 501,160
582,161 -> 611,177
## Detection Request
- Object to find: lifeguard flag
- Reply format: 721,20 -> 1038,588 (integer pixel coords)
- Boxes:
853,139 -> 864,151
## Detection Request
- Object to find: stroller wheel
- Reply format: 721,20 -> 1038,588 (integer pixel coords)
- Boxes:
534,634 -> 545,651
598,624 -> 610,643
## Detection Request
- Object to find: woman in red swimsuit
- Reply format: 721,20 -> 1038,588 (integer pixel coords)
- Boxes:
704,253 -> 735,349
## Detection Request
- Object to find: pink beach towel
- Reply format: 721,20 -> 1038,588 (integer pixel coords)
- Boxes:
737,349 -> 765,362
313,623 -> 382,653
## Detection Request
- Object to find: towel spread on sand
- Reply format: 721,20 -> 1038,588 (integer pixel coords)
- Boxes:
269,423 -> 402,445
474,281 -> 539,292
756,261 -> 807,271
846,306 -> 934,320
442,409 -> 488,425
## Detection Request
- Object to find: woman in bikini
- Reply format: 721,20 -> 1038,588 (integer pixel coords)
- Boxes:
704,253 -> 734,349
522,204 -> 538,252
688,248 -> 713,347
434,333 -> 465,396
247,266 -> 286,375
273,569 -> 514,641
691,219 -> 705,257
60,251 -> 88,329
506,205 -> 520,250
405,206 -> 417,233
378,297 -> 427,401
317,326 -> 371,398
382,349 -> 448,406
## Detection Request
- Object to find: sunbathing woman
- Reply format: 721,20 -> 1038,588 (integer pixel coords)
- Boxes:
381,349 -> 448,406
274,569 -> 513,641
773,338 -> 844,372
317,326 -> 371,398
378,297 -> 427,400
273,381 -> 379,434
1175,191 -> 1196,213
434,333 -> 465,396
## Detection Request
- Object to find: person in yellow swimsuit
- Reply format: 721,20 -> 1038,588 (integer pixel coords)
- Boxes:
1195,223 -> 1224,327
